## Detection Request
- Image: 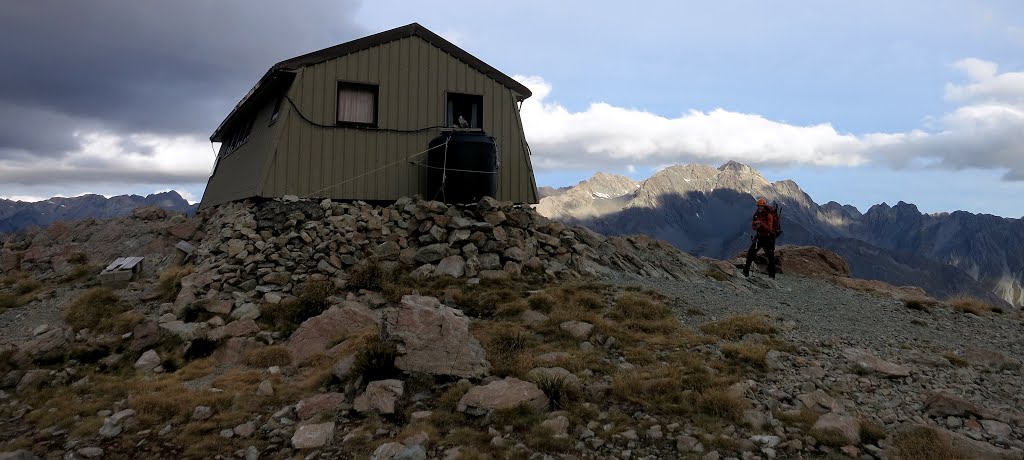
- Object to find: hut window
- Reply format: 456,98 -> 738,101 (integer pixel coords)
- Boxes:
447,92 -> 483,128
269,96 -> 283,124
225,117 -> 254,153
337,82 -> 378,126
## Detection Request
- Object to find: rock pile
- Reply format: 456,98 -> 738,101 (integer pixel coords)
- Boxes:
177,196 -> 704,315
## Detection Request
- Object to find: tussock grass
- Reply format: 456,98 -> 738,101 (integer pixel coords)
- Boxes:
0,293 -> 21,311
722,342 -> 770,368
260,279 -> 335,334
811,427 -> 852,447
242,345 -> 293,368
904,299 -> 929,312
529,373 -> 580,410
67,251 -> 89,265
890,426 -> 957,460
947,295 -> 996,316
860,419 -> 887,445
158,266 -> 191,302
350,335 -> 399,383
64,287 -> 128,331
478,323 -> 534,377
775,407 -> 821,431
695,388 -> 746,422
348,262 -> 396,291
700,313 -> 776,340
13,278 -> 42,295
942,351 -> 969,367
526,292 -> 557,313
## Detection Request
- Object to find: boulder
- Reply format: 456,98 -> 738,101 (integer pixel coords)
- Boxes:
132,206 -> 168,220
433,255 -> 466,278
414,244 -> 448,264
296,392 -> 348,420
924,390 -> 991,418
811,413 -> 860,445
223,319 -> 260,338
842,348 -> 910,377
133,350 -> 161,372
353,379 -> 404,414
962,346 -> 1022,370
457,377 -> 549,416
14,328 -> 68,364
797,389 -> 844,413
559,321 -> 594,339
386,296 -> 490,378
287,302 -> 379,363
291,422 -> 335,449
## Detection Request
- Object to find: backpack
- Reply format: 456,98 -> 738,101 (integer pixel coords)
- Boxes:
752,205 -> 781,238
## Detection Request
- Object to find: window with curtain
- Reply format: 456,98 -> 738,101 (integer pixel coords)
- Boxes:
337,83 -> 378,126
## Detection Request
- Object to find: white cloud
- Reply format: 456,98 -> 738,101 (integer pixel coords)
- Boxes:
516,75 -> 868,170
0,195 -> 46,202
516,58 -> 1024,180
0,131 -> 214,185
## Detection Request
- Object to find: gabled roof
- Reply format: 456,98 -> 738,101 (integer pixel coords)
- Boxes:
212,23 -> 531,142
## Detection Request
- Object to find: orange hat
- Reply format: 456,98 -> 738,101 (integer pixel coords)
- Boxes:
756,198 -> 767,206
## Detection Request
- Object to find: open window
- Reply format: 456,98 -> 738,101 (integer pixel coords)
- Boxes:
446,92 -> 483,128
224,116 -> 254,154
269,96 -> 284,125
337,82 -> 378,126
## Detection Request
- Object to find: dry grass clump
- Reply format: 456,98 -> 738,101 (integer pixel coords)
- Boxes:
609,292 -> 678,334
13,278 -> 42,295
890,426 -> 957,460
350,335 -> 399,383
722,342 -> 770,368
526,292 -> 557,313
452,286 -> 522,318
476,323 -> 534,377
811,427 -> 852,447
348,262 -> 396,291
700,313 -> 776,340
860,419 -> 887,445
529,373 -> 580,410
695,388 -> 746,422
775,407 -> 821,431
64,287 -> 128,331
158,266 -> 191,302
946,295 -> 997,315
0,293 -> 21,311
261,279 -> 335,334
904,299 -> 929,312
942,351 -> 969,367
242,345 -> 294,368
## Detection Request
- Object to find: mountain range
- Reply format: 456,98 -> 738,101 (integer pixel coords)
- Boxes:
537,161 -> 1023,308
0,191 -> 197,234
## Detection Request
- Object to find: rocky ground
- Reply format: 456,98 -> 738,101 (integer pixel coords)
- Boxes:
0,197 -> 1021,460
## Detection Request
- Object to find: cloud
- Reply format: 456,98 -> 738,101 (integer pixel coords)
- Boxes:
516,58 -> 1024,180
516,75 -> 867,170
0,131 -> 214,185
0,0 -> 366,161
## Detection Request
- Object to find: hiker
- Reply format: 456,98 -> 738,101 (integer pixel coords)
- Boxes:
743,197 -> 781,278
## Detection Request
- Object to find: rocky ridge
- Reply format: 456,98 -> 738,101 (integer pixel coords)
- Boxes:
0,196 -> 1021,459
536,161 -> 1021,307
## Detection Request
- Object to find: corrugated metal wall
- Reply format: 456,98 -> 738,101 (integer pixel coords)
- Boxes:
260,36 -> 538,203
201,102 -> 278,206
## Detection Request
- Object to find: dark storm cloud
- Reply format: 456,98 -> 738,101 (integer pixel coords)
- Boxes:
0,0 -> 366,159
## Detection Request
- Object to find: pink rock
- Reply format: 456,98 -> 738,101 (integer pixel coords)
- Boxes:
924,390 -> 991,418
353,380 -> 404,414
168,222 -> 197,240
287,302 -> 379,364
14,328 -> 68,365
842,348 -> 910,377
457,377 -> 549,416
559,321 -> 594,339
387,296 -> 490,378
291,422 -> 335,449
296,392 -> 348,420
223,319 -> 260,338
811,413 -> 860,445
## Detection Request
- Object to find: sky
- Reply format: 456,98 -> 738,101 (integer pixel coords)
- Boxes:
1,1 -> 1023,218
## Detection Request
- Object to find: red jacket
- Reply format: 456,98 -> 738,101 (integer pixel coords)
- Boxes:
752,206 -> 780,238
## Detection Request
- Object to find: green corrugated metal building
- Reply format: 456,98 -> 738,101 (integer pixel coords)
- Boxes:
199,23 -> 539,209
